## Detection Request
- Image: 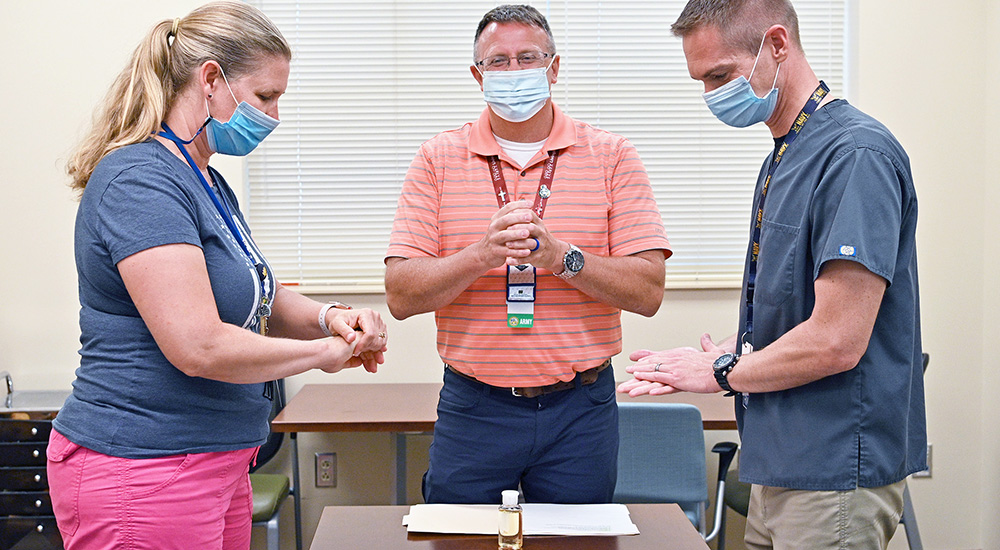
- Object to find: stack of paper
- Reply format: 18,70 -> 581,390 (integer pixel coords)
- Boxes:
403,503 -> 639,536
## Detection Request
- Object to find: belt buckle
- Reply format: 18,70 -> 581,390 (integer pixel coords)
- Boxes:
511,387 -> 524,397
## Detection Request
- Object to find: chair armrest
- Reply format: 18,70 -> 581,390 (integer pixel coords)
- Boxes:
712,441 -> 738,482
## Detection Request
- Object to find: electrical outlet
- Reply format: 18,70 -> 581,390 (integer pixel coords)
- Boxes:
912,443 -> 932,478
315,452 -> 336,487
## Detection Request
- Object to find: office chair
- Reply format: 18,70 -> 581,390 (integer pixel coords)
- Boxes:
714,352 -> 929,550
250,379 -> 291,550
614,402 -> 736,543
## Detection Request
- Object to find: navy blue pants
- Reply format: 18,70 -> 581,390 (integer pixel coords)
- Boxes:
422,365 -> 619,504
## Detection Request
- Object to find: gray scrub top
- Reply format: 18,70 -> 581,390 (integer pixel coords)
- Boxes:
735,100 -> 927,491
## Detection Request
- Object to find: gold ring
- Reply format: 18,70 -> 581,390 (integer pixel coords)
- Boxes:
378,332 -> 387,339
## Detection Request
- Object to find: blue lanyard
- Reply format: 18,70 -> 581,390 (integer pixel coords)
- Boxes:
742,81 -> 829,352
157,123 -> 272,332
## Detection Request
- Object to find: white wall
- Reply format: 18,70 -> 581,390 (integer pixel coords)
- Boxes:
0,2 -> 993,549
853,2 -> 989,548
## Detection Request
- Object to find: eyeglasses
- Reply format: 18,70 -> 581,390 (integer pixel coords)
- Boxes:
475,51 -> 554,71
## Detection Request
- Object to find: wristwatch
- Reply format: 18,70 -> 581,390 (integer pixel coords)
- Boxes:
712,353 -> 739,397
318,301 -> 353,337
555,244 -> 585,279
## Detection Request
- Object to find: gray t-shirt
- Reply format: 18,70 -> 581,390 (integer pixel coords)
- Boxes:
735,100 -> 927,490
55,140 -> 276,458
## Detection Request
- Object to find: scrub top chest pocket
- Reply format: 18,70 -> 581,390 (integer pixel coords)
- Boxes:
755,218 -> 800,308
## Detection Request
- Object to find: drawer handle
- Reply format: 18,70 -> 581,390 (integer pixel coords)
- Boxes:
33,449 -> 40,458
36,524 -> 44,533
34,474 -> 42,482
31,427 -> 38,436
35,500 -> 42,508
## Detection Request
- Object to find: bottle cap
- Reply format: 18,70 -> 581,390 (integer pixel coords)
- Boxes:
501,490 -> 519,506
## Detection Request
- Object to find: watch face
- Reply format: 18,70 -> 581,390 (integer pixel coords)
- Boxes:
566,249 -> 584,272
713,353 -> 736,372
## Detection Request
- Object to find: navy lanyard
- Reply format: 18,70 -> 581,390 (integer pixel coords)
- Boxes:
157,123 -> 272,333
742,82 -> 829,351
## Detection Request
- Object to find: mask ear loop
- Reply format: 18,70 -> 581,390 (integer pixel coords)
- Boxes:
748,32 -> 769,80
217,66 -> 241,105
204,64 -> 241,125
747,32 -> 781,95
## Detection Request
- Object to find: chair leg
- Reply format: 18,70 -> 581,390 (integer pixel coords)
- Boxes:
900,484 -> 923,550
717,508 -> 727,550
698,501 -> 707,537
266,514 -> 280,550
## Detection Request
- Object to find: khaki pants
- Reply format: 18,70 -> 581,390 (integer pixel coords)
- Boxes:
744,480 -> 905,550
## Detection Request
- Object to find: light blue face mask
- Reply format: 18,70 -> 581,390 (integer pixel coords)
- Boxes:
480,62 -> 553,123
205,69 -> 280,156
703,33 -> 781,128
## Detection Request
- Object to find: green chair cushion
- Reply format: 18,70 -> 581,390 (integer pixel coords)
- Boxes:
724,468 -> 751,517
250,473 -> 290,522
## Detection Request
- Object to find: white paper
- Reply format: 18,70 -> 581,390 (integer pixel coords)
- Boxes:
403,503 -> 639,536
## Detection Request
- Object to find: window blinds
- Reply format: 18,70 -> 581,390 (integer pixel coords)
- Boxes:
247,0 -> 846,291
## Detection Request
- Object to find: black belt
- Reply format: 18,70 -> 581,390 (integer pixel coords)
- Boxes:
445,359 -> 611,398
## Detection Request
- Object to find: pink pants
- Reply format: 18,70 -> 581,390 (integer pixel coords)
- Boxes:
46,429 -> 258,550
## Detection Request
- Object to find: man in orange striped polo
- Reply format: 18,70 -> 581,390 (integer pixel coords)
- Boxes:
385,4 -> 671,505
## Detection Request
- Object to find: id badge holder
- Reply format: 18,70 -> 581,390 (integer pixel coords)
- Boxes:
740,332 -> 753,407
506,264 -> 536,328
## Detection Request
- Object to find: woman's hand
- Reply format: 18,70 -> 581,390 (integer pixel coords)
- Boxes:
325,308 -> 387,372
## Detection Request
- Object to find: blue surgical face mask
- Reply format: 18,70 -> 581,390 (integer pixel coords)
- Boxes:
703,33 -> 780,128
205,69 -> 280,156
479,62 -> 553,123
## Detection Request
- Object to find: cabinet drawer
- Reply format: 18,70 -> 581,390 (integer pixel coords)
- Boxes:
0,443 -> 47,467
0,419 -> 52,443
0,516 -> 62,550
0,491 -> 53,515
0,468 -> 48,491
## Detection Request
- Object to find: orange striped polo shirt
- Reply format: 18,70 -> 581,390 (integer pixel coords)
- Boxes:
386,104 -> 671,387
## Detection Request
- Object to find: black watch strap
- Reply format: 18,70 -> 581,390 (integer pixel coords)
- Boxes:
713,353 -> 739,397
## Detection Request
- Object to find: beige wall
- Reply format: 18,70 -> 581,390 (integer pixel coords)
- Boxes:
0,1 -> 994,549
982,2 -> 1000,549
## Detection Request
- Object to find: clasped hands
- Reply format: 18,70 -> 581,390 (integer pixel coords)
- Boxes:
325,308 -> 387,373
616,333 -> 728,396
481,200 -> 566,272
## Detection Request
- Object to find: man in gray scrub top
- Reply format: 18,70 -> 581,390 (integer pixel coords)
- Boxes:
618,1 -> 926,549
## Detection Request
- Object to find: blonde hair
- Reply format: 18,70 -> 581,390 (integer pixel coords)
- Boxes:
67,1 -> 290,192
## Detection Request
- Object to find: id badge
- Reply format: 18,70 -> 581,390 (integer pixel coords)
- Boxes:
740,332 -> 752,407
506,264 -> 535,328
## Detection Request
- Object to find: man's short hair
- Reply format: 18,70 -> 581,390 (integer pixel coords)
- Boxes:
671,0 -> 802,55
474,4 -> 556,59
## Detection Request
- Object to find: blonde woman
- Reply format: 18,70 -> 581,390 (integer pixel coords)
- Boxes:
48,3 -> 387,548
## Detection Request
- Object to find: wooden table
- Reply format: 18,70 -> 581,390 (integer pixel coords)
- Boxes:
309,503 -> 710,550
271,383 -> 736,550
272,383 -> 736,433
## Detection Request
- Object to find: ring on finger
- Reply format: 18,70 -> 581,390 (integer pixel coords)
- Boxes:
378,332 -> 387,339
530,237 -> 540,252
654,363 -> 661,372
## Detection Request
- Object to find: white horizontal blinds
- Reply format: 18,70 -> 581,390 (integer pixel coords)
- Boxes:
247,1 -> 494,289
247,0 -> 845,290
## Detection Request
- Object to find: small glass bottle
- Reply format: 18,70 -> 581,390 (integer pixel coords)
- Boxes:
498,489 -> 523,550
